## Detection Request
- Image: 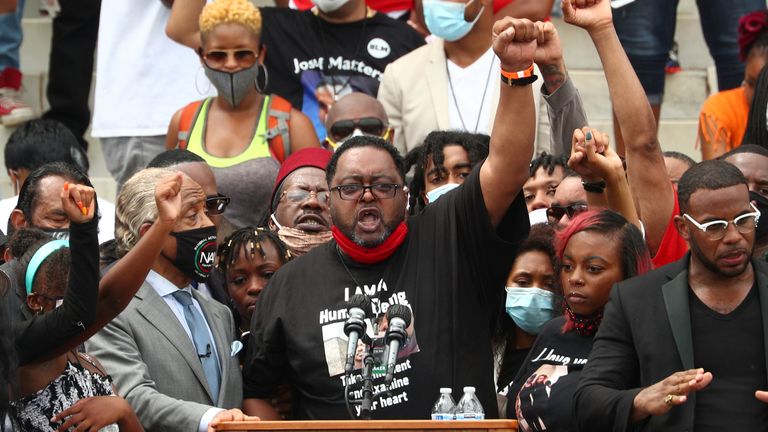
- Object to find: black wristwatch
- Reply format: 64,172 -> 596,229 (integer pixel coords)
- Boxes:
582,180 -> 607,194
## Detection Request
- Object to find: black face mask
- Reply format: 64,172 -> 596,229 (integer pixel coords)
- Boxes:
40,227 -> 69,241
751,191 -> 768,243
171,226 -> 217,283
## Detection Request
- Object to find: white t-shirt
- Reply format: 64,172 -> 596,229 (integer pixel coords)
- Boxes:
446,47 -> 498,135
0,196 -> 116,245
92,0 -> 215,138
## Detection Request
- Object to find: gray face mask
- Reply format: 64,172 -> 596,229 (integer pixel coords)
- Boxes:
203,63 -> 259,108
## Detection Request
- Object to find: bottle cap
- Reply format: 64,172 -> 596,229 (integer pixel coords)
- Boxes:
440,387 -> 452,394
463,386 -> 475,392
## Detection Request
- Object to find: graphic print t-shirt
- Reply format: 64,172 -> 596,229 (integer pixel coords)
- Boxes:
259,7 -> 425,140
504,317 -> 594,432
243,165 -> 529,419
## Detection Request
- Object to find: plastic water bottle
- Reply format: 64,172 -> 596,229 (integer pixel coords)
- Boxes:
98,425 -> 119,432
455,386 -> 484,420
430,387 -> 456,420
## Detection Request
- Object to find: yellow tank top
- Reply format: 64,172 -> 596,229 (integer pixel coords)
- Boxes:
185,96 -> 272,168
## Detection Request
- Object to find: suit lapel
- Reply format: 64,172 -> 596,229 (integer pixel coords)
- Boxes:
135,284 -> 214,401
662,268 -> 695,370
755,262 -> 768,375
425,39 -> 450,130
194,290 -> 230,406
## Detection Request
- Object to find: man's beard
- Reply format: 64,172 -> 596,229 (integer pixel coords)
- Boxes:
341,223 -> 394,248
689,237 -> 751,278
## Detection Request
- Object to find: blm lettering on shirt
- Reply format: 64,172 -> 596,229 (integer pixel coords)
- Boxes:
318,278 -> 420,414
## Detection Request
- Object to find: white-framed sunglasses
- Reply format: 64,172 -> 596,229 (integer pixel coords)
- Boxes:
683,202 -> 761,240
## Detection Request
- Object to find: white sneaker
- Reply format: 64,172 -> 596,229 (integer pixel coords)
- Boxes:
0,88 -> 36,127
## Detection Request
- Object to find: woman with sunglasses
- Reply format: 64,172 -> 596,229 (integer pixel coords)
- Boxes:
166,0 -> 320,228
506,209 -> 651,431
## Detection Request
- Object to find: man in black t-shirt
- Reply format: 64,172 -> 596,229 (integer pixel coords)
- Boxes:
575,160 -> 768,431
165,0 -> 423,142
242,18 -> 540,420
258,3 -> 424,141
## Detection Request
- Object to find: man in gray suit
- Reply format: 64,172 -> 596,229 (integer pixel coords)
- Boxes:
86,168 -> 244,432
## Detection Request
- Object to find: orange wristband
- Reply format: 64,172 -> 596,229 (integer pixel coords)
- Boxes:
500,65 -> 535,80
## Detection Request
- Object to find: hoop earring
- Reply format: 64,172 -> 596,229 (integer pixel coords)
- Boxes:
255,63 -> 269,94
195,66 -> 212,95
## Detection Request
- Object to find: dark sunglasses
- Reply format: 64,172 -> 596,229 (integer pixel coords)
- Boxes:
547,203 -> 588,221
206,194 -> 231,215
328,117 -> 386,142
203,49 -> 258,69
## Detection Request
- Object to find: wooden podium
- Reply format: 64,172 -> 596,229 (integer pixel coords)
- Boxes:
215,420 -> 518,432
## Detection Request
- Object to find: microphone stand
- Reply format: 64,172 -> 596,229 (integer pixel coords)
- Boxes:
359,342 -> 376,420
345,333 -> 393,420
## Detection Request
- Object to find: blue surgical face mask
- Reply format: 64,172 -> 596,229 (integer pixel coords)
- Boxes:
423,0 -> 485,42
426,182 -> 460,204
505,286 -> 556,334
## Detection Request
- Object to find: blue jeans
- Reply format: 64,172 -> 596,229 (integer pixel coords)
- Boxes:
613,0 -> 764,105
0,0 -> 24,71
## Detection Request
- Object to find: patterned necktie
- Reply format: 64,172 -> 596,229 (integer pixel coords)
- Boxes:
171,290 -> 221,400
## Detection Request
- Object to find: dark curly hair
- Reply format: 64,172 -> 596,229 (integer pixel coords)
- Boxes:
404,131 -> 489,215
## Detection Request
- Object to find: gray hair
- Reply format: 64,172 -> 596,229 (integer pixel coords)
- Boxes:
115,168 -> 177,257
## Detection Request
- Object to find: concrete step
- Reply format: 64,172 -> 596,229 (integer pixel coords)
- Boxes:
568,69 -> 710,121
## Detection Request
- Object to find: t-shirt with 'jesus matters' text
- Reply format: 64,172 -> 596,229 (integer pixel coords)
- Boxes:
243,164 -> 529,419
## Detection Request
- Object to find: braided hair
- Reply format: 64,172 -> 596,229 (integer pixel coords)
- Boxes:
404,131 -> 489,215
217,227 -> 292,276
742,64 -> 768,148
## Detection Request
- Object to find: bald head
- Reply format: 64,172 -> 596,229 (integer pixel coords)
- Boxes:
325,92 -> 388,130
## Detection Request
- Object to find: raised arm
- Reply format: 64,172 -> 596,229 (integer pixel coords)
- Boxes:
534,21 -> 588,157
166,0 -> 205,49
19,174 -> 184,365
14,183 -> 99,365
568,127 -> 641,230
494,0 -> 554,22
563,0 -> 673,255
483,17 -> 538,228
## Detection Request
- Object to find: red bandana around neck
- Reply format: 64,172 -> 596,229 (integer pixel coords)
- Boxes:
332,222 -> 408,264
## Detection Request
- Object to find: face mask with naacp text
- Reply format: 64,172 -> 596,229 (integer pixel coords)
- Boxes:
171,226 -> 218,282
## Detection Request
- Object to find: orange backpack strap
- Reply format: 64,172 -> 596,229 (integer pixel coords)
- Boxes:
265,95 -> 292,164
177,100 -> 205,150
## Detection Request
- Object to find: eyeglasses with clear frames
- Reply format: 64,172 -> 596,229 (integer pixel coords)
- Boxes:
683,202 -> 761,240
333,183 -> 401,201
280,189 -> 330,203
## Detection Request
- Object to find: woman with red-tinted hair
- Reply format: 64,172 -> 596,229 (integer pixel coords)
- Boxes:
505,209 -> 651,431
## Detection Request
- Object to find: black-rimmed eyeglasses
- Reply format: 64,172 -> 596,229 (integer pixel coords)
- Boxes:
332,183 -> 401,201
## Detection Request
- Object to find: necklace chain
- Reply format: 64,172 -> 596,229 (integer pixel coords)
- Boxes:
446,51 -> 496,133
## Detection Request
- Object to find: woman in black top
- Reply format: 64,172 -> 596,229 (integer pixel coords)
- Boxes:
507,210 -> 651,431
9,182 -> 143,431
495,223 -> 561,416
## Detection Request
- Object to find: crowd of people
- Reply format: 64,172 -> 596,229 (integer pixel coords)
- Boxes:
0,0 -> 767,431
